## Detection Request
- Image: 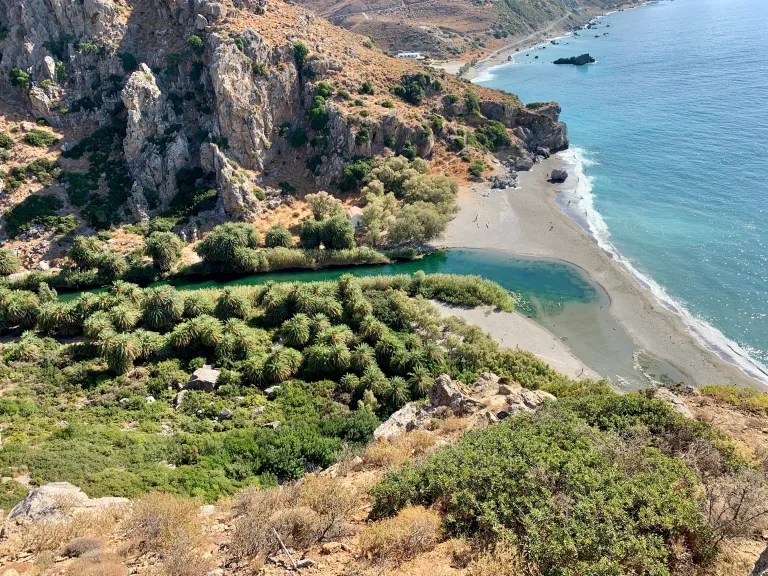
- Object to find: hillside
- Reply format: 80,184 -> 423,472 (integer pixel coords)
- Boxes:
292,0 -> 641,60
0,0 -> 566,276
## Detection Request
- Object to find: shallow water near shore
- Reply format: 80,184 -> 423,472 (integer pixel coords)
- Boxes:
476,0 -> 768,379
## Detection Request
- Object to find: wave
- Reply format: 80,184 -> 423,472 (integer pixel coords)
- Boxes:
556,147 -> 768,386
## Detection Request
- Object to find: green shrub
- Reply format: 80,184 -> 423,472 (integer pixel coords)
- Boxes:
468,159 -> 484,178
0,133 -> 14,149
360,80 -> 375,95
23,129 -> 57,148
10,68 -> 31,88
290,127 -> 307,148
0,249 -> 21,276
186,35 -> 204,54
465,90 -> 480,115
3,195 -> 64,237
264,225 -> 294,248
371,403 -> 718,576
339,159 -> 372,191
252,61 -> 268,76
293,42 -> 309,69
121,52 -> 138,72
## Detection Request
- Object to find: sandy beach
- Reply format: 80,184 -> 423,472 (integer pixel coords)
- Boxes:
433,301 -> 601,381
436,156 -> 766,389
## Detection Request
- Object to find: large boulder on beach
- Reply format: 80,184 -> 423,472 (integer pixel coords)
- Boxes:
553,54 -> 596,66
550,169 -> 568,182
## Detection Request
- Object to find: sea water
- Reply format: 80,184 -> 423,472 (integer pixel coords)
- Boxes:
476,0 -> 768,383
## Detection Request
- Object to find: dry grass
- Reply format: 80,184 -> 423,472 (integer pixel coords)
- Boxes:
363,431 -> 438,468
230,475 -> 359,563
61,536 -> 104,558
65,558 -> 129,576
358,506 -> 442,565
125,493 -> 202,554
25,506 -> 126,553
466,542 -> 528,576
438,417 -> 471,434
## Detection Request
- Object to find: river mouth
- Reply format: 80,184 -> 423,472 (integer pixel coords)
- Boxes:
62,248 -> 677,388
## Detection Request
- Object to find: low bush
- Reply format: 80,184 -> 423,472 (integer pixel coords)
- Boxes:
701,385 -> 768,415
0,133 -> 14,149
3,194 -> 64,237
371,402 -> 721,576
23,129 -> 58,148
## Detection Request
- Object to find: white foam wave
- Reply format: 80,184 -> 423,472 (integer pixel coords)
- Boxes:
557,147 -> 768,386
471,66 -> 502,84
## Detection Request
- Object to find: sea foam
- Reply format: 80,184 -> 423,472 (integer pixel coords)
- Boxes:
557,147 -> 768,385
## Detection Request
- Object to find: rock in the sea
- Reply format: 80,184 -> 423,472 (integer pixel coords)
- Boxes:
186,365 -> 220,392
9,482 -> 128,523
553,54 -> 596,66
550,169 -> 568,182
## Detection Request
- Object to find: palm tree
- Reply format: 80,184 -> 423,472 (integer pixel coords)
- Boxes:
110,304 -> 141,332
0,249 -> 21,276
83,310 -> 114,339
339,373 -> 361,393
316,324 -> 354,346
309,314 -> 331,338
263,347 -> 303,383
360,365 -> 387,396
215,288 -> 251,320
344,294 -> 373,322
3,291 -> 39,328
74,293 -> 100,319
142,285 -> 184,331
303,344 -> 334,376
133,329 -> 164,360
145,231 -> 184,272
329,343 -> 351,373
102,332 -> 140,375
280,314 -> 311,348
359,315 -> 388,342
188,315 -> 223,349
240,353 -> 268,386
380,376 -> 410,412
184,292 -> 215,318
110,281 -> 144,306
408,367 -> 434,398
36,301 -> 77,335
351,343 -> 376,373
318,298 -> 343,320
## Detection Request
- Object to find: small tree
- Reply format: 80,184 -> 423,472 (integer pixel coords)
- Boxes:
145,231 -> 184,272
265,224 -> 294,248
186,35 -> 204,55
293,42 -> 309,69
306,191 -> 345,220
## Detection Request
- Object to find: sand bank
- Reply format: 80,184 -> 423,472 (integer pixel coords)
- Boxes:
435,156 -> 764,389
432,302 -> 601,381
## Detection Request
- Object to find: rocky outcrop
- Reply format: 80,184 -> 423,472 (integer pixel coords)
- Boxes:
373,372 -> 555,439
8,482 -> 128,523
121,65 -> 191,211
651,387 -> 695,419
201,143 -> 263,220
553,54 -> 596,66
480,101 -> 568,155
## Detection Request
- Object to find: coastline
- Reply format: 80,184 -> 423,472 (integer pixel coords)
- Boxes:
435,156 -> 767,389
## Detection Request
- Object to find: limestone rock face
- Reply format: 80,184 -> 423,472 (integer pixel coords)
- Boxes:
9,482 -> 128,523
480,101 -> 569,153
373,373 -> 556,439
203,143 -> 263,220
208,31 -> 298,171
122,65 -> 190,211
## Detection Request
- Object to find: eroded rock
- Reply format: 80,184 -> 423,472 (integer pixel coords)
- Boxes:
9,482 -> 128,523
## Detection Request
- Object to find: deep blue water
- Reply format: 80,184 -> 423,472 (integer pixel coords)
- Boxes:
477,0 -> 768,373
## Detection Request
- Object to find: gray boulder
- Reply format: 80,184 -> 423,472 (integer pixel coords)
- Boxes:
187,365 -> 221,392
550,169 -> 568,182
9,482 -> 128,523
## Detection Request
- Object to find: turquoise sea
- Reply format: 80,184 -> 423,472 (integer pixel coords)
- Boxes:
476,0 -> 768,381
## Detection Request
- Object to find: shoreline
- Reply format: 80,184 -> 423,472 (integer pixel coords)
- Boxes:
435,156 -> 767,389
440,1 -> 650,83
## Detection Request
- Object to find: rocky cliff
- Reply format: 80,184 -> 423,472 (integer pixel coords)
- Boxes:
0,0 -> 567,239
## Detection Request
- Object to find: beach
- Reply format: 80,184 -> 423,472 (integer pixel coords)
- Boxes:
436,156 -> 766,389
432,301 -> 601,381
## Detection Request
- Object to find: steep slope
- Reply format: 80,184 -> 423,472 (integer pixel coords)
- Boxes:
0,0 -> 565,268
294,0 -> 640,59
